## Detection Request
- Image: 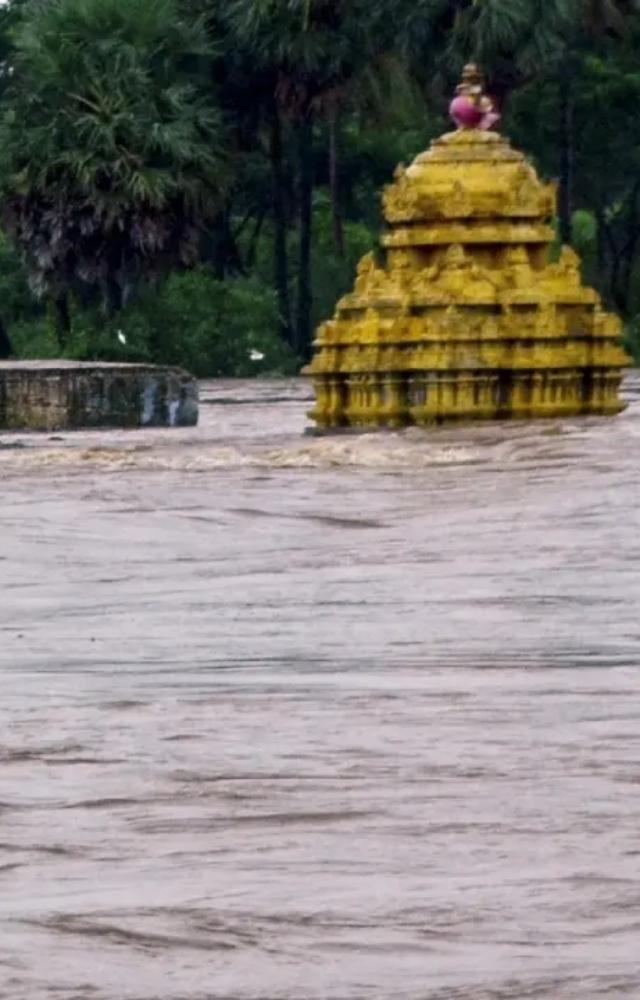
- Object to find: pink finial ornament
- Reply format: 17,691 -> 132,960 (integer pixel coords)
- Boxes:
449,64 -> 500,132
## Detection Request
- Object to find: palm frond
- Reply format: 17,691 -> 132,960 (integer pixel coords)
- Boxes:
0,0 -> 227,306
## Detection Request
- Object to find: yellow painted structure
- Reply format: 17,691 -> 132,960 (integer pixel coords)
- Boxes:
304,126 -> 629,429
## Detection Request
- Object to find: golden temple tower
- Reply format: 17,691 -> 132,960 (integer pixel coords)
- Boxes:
304,67 -> 629,429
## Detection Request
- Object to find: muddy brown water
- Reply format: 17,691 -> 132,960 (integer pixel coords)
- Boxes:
1,376 -> 640,1000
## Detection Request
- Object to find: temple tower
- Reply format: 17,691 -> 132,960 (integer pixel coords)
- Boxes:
304,67 -> 629,429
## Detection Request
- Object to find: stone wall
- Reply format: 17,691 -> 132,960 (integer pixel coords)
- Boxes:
0,361 -> 198,431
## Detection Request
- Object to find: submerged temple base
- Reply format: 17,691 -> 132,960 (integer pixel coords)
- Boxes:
0,361 -> 198,431
304,125 -> 629,430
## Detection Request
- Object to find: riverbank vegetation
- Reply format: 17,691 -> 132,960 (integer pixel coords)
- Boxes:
0,0 -> 639,373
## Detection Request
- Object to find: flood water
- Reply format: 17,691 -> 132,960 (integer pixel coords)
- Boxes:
1,376 -> 640,1000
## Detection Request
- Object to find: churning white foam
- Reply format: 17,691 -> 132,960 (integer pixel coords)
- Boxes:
0,437 -> 483,476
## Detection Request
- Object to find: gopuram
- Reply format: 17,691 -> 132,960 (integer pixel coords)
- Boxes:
304,66 -> 629,429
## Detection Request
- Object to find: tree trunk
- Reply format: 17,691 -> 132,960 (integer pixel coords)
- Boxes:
595,205 -> 607,284
53,293 -> 71,348
604,223 -> 624,312
618,180 -> 640,315
0,320 -> 11,358
269,101 -> 293,348
329,108 -> 344,256
212,203 -> 244,279
295,111 -> 314,359
246,208 -> 267,269
558,65 -> 574,246
105,272 -> 123,318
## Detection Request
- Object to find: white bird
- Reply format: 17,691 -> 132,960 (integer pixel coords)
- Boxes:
249,349 -> 265,362
117,330 -> 127,345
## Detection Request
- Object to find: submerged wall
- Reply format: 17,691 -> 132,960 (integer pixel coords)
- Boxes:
0,361 -> 198,431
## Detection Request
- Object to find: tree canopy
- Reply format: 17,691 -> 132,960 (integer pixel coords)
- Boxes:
0,0 -> 224,334
0,0 -> 639,369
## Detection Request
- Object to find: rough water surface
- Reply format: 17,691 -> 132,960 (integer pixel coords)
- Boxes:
1,376 -> 640,1000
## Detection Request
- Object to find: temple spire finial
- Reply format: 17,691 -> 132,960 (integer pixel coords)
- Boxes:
450,64 -> 500,132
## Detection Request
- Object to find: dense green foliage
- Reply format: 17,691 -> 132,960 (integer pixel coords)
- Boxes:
9,270 -> 297,375
0,0 -> 224,339
0,0 -> 639,370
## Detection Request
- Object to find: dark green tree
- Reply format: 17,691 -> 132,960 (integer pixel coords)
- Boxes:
223,0 -> 395,358
0,0 -> 225,343
398,0 -> 639,246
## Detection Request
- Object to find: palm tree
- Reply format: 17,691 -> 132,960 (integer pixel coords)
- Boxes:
396,0 -> 576,104
556,0 -> 636,242
398,0 -> 637,243
585,0 -> 640,33
564,0 -> 639,243
223,0 -> 394,358
0,0 -> 225,342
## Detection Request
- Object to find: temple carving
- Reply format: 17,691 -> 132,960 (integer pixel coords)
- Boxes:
304,67 -> 629,429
